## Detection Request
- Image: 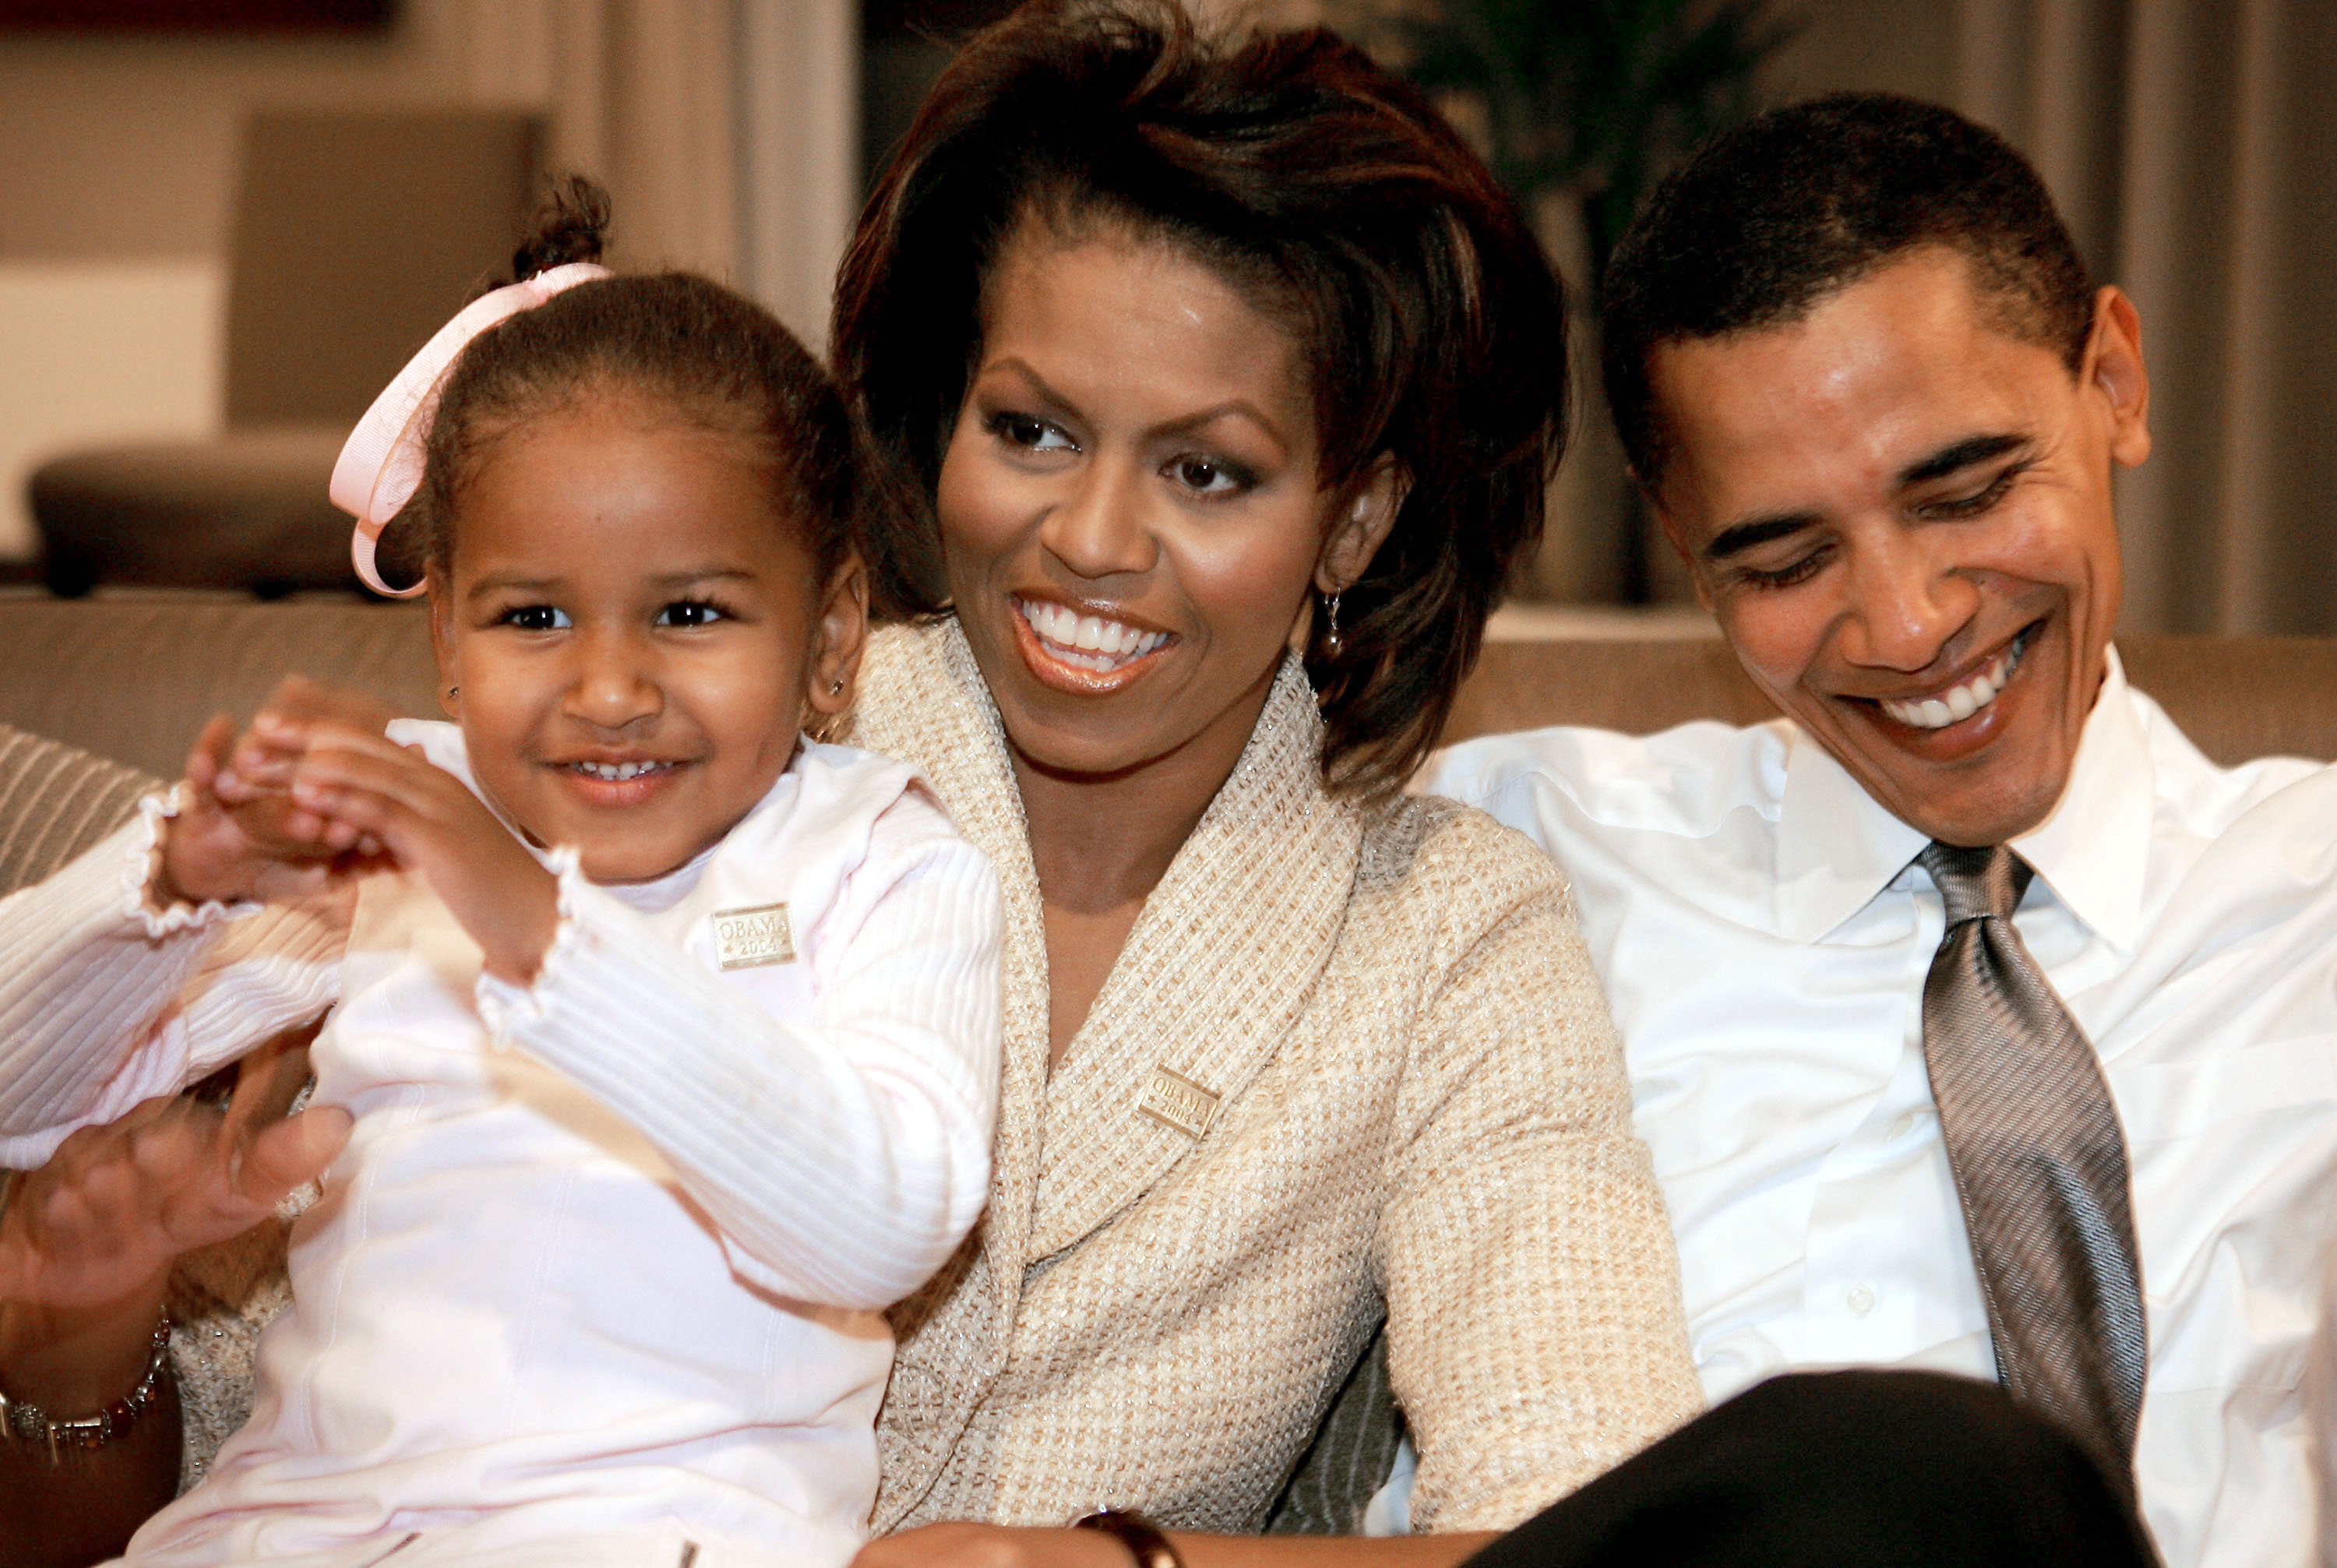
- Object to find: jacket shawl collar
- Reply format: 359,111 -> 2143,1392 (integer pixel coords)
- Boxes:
1024,649 -> 1362,1260
852,619 -> 1363,1519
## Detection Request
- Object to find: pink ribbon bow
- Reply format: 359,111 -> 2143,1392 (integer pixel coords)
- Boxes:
330,261 -> 611,597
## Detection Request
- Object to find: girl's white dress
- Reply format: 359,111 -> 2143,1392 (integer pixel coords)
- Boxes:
0,721 -> 1004,1568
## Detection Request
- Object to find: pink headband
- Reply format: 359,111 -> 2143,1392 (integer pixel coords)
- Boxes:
330,261 -> 611,597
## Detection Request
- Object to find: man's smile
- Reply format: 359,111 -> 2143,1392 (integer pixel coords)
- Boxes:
1870,622 -> 2041,731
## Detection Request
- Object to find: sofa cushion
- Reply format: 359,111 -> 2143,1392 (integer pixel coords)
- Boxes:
0,593 -> 437,780
0,724 -> 157,897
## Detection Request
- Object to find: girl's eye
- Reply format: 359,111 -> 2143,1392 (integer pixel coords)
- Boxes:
986,411 -> 1075,453
1167,453 -> 1252,497
501,604 -> 570,631
655,601 -> 728,629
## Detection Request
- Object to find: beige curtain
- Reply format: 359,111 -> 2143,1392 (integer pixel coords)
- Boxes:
1958,0 -> 2337,635
453,0 -> 857,348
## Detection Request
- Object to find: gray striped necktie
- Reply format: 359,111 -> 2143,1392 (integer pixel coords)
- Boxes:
1917,841 -> 2148,1485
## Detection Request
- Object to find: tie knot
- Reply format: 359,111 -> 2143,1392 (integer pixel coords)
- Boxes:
1919,841 -> 2033,925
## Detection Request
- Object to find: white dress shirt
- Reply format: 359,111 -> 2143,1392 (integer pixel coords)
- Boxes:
1422,652 -> 2337,1568
0,723 -> 1003,1568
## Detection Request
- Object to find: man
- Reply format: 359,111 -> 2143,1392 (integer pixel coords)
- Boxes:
1425,93 -> 2337,1567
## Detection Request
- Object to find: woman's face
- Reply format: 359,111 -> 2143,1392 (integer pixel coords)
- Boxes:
936,220 -> 1378,780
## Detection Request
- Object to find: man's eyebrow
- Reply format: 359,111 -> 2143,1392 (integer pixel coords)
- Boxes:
1707,512 -> 1821,562
1898,433 -> 2030,488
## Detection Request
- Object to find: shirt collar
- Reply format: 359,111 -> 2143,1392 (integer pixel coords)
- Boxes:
1774,647 -> 2154,948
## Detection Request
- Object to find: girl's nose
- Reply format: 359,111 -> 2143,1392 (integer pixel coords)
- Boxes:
1040,459 -> 1158,583
565,629 -> 664,731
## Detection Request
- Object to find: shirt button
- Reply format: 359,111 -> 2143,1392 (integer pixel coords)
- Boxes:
1847,1284 -> 1877,1315
1890,1108 -> 1933,1140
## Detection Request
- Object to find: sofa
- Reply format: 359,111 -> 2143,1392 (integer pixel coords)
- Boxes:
3,590 -> 2335,794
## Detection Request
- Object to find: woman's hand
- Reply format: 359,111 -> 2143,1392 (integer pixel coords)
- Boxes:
158,677 -> 399,906
853,1525 -> 1133,1568
0,1028 -> 347,1315
285,722 -> 559,985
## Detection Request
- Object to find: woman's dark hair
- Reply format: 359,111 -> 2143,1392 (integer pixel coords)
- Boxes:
395,177 -> 918,609
1603,93 -> 2095,491
832,0 -> 1567,798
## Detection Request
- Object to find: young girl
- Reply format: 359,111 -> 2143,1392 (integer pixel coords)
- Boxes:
0,189 -> 1003,1567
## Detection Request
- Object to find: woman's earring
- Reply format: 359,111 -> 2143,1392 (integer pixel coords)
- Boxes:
829,677 -> 844,696
446,685 -> 459,699
1322,591 -> 1344,655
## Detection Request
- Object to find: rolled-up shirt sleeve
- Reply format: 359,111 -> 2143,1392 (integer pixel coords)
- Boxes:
476,795 -> 1003,1313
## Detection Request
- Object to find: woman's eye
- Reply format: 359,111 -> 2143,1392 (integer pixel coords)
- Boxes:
501,604 -> 570,631
655,601 -> 727,629
987,411 -> 1073,453
1168,454 -> 1250,497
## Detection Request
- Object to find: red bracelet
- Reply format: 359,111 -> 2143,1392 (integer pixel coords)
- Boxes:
1073,1506 -> 1184,1568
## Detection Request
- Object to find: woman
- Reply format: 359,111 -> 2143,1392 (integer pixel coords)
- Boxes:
830,0 -> 1699,1550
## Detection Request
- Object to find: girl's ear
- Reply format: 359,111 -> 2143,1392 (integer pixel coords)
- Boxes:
427,573 -> 462,720
804,552 -> 871,726
1315,453 -> 1408,598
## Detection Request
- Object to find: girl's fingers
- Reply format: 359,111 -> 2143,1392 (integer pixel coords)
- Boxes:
186,714 -> 235,795
293,748 -> 457,829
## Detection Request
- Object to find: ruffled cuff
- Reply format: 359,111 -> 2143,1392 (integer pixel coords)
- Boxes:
125,789 -> 262,940
473,845 -> 585,1042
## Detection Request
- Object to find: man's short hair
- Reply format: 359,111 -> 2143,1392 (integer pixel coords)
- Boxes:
1601,92 -> 2095,488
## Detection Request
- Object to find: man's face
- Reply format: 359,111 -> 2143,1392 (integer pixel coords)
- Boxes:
1648,248 -> 2152,846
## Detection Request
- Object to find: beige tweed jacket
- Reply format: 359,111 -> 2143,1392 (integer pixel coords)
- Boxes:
854,620 -> 1700,1535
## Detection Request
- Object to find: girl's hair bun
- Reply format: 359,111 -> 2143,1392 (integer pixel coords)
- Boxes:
510,175 -> 612,281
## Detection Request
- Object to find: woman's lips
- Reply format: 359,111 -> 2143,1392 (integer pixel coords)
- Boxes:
1010,595 -> 1175,692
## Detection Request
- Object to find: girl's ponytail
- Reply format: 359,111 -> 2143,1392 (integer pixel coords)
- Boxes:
510,176 -> 612,283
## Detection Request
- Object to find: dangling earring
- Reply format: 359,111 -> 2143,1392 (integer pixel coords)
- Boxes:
1321,590 -> 1344,655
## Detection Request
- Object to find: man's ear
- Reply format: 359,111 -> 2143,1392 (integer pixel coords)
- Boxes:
1315,455 -> 1408,597
427,575 -> 461,719
804,552 -> 871,724
2085,285 -> 2152,470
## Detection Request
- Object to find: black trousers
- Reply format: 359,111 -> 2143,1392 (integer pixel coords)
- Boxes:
1464,1370 -> 2159,1567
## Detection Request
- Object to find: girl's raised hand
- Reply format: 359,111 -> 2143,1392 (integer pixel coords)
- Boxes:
160,678 -> 400,906
286,723 -> 559,985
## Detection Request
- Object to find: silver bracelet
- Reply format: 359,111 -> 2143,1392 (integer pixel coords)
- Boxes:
0,1316 -> 172,1459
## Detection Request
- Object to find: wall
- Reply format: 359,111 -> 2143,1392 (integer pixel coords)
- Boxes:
0,0 -> 855,563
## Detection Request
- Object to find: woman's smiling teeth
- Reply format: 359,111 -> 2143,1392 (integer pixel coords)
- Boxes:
1017,597 -> 1169,672
571,759 -> 674,782
1880,628 -> 2033,731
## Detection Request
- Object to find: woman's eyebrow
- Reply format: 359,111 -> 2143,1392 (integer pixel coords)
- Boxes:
1153,400 -> 1290,455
